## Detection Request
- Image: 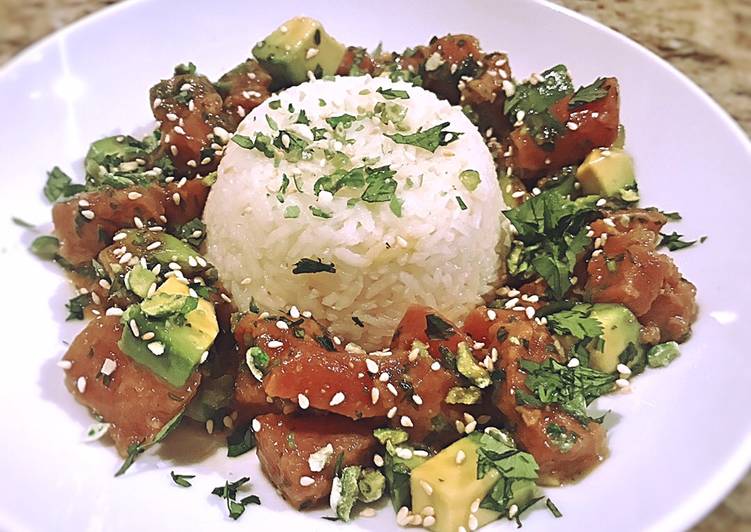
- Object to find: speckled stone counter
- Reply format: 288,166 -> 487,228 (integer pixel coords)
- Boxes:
1,1 -> 748,530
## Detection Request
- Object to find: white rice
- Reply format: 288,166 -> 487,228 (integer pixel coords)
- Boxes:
204,75 -> 510,350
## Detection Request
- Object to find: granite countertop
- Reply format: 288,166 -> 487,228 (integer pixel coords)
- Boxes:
1,0 -> 749,530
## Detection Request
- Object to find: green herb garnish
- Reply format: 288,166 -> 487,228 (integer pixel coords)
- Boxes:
425,313 -> 454,340
376,87 -> 410,100
568,78 -> 608,108
170,471 -> 195,488
658,232 -> 703,251
292,258 -> 336,274
385,122 -> 462,153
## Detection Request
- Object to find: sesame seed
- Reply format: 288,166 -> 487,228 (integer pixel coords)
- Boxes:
205,419 -> 214,434
456,449 -> 466,464
470,498 -> 481,513
396,506 -> 410,526
170,145 -> 178,156
298,393 -> 310,409
379,372 -> 390,382
400,416 -> 414,428
365,358 -> 379,374
299,476 -> 315,487
267,340 -> 283,348
329,391 -> 345,406
468,514 -> 479,531
395,447 -> 413,460
504,297 -> 520,309
422,506 -> 435,517
596,198 -> 607,207
486,309 -> 497,320
57,360 -> 73,370
221,293 -> 232,303
617,363 -> 632,376
465,421 -> 477,434
289,306 -> 300,319
252,418 -> 261,432
412,394 -> 423,405
127,191 -> 142,200
276,320 -> 289,330
430,361 -> 441,371
129,319 -> 140,337
371,387 -> 380,404
508,504 -> 519,518
118,252 -> 133,264
199,350 -> 209,363
455,420 -> 465,433
80,210 -> 95,220
333,336 -> 342,346
223,415 -> 234,429
423,516 -> 436,527
387,383 -> 398,396
90,292 -> 101,305
76,376 -> 87,394
387,406 -> 397,418
172,192 -> 181,205
168,261 -> 181,271
567,358 -> 580,368
147,342 -> 165,356
525,306 -> 536,319
616,378 -> 630,388
566,121 -> 579,131
105,307 -> 123,316
419,480 -> 433,495
359,508 -> 376,518
374,454 -> 385,467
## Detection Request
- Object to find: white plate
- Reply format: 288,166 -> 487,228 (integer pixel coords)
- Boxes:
1,1 -> 750,531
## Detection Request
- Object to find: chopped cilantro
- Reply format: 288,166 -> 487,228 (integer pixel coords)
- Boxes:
296,109 -> 310,125
376,87 -> 410,100
517,358 -> 616,424
456,196 -> 468,210
326,114 -> 357,129
226,420 -> 257,457
173,218 -> 206,247
283,205 -> 300,218
211,477 -> 260,520
115,412 -> 183,476
170,471 -> 195,488
647,341 -> 680,368
459,169 -> 481,191
44,167 -> 84,202
569,78 -> 608,108
173,62 -> 197,75
12,217 -> 36,229
660,210 -> 682,221
292,258 -> 336,274
504,188 -> 598,299
545,306 -> 603,340
658,232 -> 702,251
425,313 -> 455,340
361,166 -> 398,203
385,122 -> 463,153
546,498 -> 563,518
268,100 -> 281,110
65,293 -> 91,321
309,205 -> 333,219
265,114 -> 278,131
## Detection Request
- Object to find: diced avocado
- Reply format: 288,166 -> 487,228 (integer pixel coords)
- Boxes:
445,386 -> 482,405
578,303 -> 644,374
358,469 -> 386,503
85,135 -> 151,181
456,342 -> 491,388
647,341 -> 680,368
127,264 -> 157,299
380,437 -> 427,511
374,428 -> 409,446
411,435 -> 534,532
576,147 -> 638,201
118,278 -> 219,387
334,465 -> 361,521
252,17 -> 346,88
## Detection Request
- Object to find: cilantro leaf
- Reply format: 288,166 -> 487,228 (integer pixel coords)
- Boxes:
115,413 -> 183,476
30,235 -> 60,261
517,358 -> 616,423
226,421 -> 257,457
385,122 -> 463,153
211,477 -> 259,520
545,306 -> 603,340
173,218 -> 206,247
425,314 -> 455,340
361,166 -> 397,203
376,87 -> 410,100
44,167 -> 84,202
65,293 -> 91,321
658,232 -> 702,251
569,78 -> 608,108
292,258 -> 336,274
326,114 -> 357,129
546,498 -> 563,518
170,471 -> 195,488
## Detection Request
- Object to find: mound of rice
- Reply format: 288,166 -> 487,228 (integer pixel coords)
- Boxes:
204,75 -> 510,350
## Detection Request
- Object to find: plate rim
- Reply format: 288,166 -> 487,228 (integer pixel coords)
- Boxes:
1,1 -> 750,531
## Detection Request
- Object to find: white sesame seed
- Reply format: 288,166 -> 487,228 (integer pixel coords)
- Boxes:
396,506 -> 410,526
486,309 -> 497,320
298,393 -> 310,409
251,418 -> 261,432
76,376 -> 87,394
470,498 -> 481,513
596,198 -> 607,207
387,406 -> 397,419
400,416 -> 414,428
430,361 -> 441,371
276,320 -> 289,330
371,387 -> 380,404
172,192 -> 181,205
567,358 -> 580,368
566,121 -> 579,131
267,340 -> 283,349
378,372 -> 390,382
90,291 -> 101,305
525,306 -> 536,319
220,293 -> 232,303
80,209 -> 95,220
616,378 -> 630,388
199,350 -> 209,364
147,342 -> 165,356
423,516 -> 436,527
422,506 -> 435,517
329,392 -> 345,406
617,364 -> 632,376
223,415 -> 234,429
57,360 -> 73,370
333,336 -> 342,346
129,319 -> 140,337
299,475 -> 315,487
365,358 -> 379,374
468,514 -> 479,531
455,420 -> 465,433
105,307 -> 123,316
456,449 -> 466,464
387,383 -> 398,396
395,447 -> 413,460
465,421 -> 477,434
302,310 -> 312,318
359,508 -> 376,518
511,190 -> 525,199
508,504 -> 519,518
289,306 -> 300,319
412,394 -> 423,405
419,480 -> 433,495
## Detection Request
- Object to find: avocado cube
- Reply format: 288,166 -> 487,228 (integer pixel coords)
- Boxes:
580,303 -> 644,374
410,436 -> 512,532
119,277 -> 218,387
576,147 -> 637,200
85,135 -> 152,181
252,16 -> 346,88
